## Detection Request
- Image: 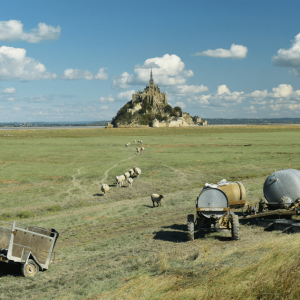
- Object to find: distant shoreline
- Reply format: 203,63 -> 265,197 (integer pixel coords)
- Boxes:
1,123 -> 300,131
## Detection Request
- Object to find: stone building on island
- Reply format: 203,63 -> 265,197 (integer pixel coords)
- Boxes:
128,68 -> 167,115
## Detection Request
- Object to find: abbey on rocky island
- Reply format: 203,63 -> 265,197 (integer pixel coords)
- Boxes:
129,68 -> 167,115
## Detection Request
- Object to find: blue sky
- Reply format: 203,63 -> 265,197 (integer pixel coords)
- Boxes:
1,0 -> 300,122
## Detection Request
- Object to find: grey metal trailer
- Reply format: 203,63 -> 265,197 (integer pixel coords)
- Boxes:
0,220 -> 59,277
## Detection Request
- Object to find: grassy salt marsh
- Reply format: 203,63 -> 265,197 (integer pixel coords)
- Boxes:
0,125 -> 300,299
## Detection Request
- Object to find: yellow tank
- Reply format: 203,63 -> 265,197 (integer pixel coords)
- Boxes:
218,181 -> 246,208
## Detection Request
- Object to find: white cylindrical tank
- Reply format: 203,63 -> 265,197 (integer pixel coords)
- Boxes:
263,169 -> 300,207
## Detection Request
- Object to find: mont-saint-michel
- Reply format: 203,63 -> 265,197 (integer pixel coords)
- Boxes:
110,69 -> 207,128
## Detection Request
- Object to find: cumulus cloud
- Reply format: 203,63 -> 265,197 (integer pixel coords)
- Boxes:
172,84 -> 208,95
188,85 -> 245,108
112,54 -> 193,89
0,20 -> 61,43
193,44 -> 248,59
0,46 -> 56,80
2,87 -> 16,93
62,69 -> 94,80
95,67 -> 108,80
62,67 -> 108,80
116,90 -> 135,101
99,94 -> 114,103
272,33 -> 300,75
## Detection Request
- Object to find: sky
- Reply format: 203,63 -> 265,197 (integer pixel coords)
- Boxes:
1,0 -> 300,122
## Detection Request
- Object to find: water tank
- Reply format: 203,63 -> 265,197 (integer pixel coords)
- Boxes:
197,188 -> 229,218
263,169 -> 300,207
202,179 -> 246,208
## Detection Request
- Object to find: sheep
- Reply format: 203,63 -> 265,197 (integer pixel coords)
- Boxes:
136,147 -> 141,155
151,194 -> 164,207
138,140 -> 143,144
124,171 -> 130,179
116,175 -> 125,187
125,143 -> 130,147
134,167 -> 141,178
134,140 -> 136,143
128,142 -> 130,146
141,147 -> 145,151
101,184 -> 110,195
129,169 -> 135,177
127,177 -> 133,187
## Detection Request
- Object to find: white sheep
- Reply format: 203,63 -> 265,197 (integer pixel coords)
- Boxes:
129,169 -> 135,177
116,175 -> 125,187
101,184 -> 110,196
138,140 -> 143,144
141,147 -> 145,151
151,194 -> 164,207
136,147 -> 141,154
127,142 -> 130,146
134,167 -> 141,178
125,143 -> 129,147
127,177 -> 133,187
124,171 -> 130,179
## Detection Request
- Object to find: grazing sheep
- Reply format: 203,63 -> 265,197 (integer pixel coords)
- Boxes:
116,175 -> 125,187
128,142 -> 130,146
141,147 -> 145,151
138,140 -> 143,144
129,169 -> 135,177
101,184 -> 110,195
151,194 -> 164,207
136,147 -> 141,155
134,167 -> 141,177
125,143 -> 130,147
124,171 -> 130,179
127,177 -> 133,187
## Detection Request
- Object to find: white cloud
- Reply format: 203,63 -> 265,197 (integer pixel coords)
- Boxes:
99,94 -> 114,103
116,90 -> 135,101
95,67 -> 108,80
173,84 -> 208,95
7,97 -> 14,101
62,69 -> 94,80
0,20 -> 61,43
25,95 -> 52,103
0,46 -> 56,80
62,67 -> 108,80
188,85 -> 245,108
193,44 -> 248,59
112,54 -> 193,89
174,102 -> 186,109
13,107 -> 21,111
272,33 -> 300,75
100,105 -> 108,110
2,87 -> 16,93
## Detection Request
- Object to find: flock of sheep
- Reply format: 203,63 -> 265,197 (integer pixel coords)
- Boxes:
100,139 -> 163,207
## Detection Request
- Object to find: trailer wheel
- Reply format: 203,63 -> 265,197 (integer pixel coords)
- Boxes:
21,259 -> 39,277
230,212 -> 239,241
187,214 -> 194,241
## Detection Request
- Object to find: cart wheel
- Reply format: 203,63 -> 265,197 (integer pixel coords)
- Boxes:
187,214 -> 194,241
230,212 -> 239,241
21,259 -> 39,277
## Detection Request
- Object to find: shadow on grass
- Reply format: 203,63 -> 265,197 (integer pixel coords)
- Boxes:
162,224 -> 187,231
153,230 -> 187,242
0,262 -> 21,277
142,205 -> 155,209
93,193 -> 104,197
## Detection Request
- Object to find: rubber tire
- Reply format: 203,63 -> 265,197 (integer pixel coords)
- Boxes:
187,214 -> 194,241
230,212 -> 240,241
21,259 -> 39,277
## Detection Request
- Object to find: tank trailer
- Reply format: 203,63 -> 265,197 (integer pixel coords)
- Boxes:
187,180 -> 246,241
241,169 -> 300,232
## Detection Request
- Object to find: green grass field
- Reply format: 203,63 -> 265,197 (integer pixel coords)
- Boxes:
1,125 -> 300,300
